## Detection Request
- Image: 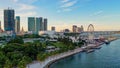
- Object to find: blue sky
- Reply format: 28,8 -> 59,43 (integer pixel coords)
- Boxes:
0,0 -> 120,31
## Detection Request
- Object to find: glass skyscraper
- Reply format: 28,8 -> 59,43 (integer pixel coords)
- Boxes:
28,17 -> 48,34
15,16 -> 20,33
28,17 -> 35,33
43,18 -> 47,31
39,17 -> 43,31
4,8 -> 15,31
0,21 -> 1,29
35,18 -> 41,34
28,17 -> 42,34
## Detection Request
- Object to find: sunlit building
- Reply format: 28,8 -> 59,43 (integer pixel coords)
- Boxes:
64,29 -> 70,33
0,21 -> 3,33
15,16 -> 20,33
81,25 -> 84,32
77,27 -> 81,32
72,25 -> 77,33
51,26 -> 55,31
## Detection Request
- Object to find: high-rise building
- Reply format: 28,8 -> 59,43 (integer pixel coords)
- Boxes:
72,25 -> 77,33
28,17 -> 44,34
0,21 -> 3,33
0,21 -> 1,29
77,27 -> 81,32
51,26 -> 55,31
35,18 -> 41,33
28,17 -> 36,33
43,18 -> 47,31
15,16 -> 20,33
81,25 -> 84,32
4,8 -> 15,32
39,17 -> 43,31
28,17 -> 48,34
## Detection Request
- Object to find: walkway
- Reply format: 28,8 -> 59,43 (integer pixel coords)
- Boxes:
26,48 -> 83,68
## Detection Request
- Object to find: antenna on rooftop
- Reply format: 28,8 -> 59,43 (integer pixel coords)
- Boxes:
8,7 -> 12,10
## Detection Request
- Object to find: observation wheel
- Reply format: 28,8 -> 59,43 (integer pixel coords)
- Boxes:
87,24 -> 94,43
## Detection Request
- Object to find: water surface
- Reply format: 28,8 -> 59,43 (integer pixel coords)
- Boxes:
50,39 -> 120,68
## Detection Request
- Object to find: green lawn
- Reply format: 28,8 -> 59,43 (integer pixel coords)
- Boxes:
52,42 -> 67,48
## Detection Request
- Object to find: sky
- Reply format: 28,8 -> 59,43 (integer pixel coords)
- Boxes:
0,0 -> 120,31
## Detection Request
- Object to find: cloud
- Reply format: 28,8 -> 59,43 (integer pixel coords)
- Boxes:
61,0 -> 78,8
24,0 -> 38,4
90,10 -> 103,16
11,0 -> 18,3
12,0 -> 38,4
58,0 -> 78,12
63,8 -> 72,12
102,14 -> 120,18
61,0 -> 70,3
16,11 -> 37,17
59,0 -> 94,13
57,8 -> 73,13
17,3 -> 37,11
94,11 -> 103,15
57,10 -> 61,13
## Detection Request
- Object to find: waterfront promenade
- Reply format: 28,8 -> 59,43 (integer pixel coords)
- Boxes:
49,39 -> 120,68
26,48 -> 83,68
27,37 -> 117,68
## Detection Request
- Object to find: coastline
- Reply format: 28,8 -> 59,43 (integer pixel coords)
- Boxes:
26,48 -> 83,68
45,39 -> 120,68
45,39 -> 116,68
44,48 -> 83,68
27,38 -> 118,68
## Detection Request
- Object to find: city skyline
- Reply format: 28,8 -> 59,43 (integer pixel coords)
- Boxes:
0,0 -> 120,31
28,17 -> 47,34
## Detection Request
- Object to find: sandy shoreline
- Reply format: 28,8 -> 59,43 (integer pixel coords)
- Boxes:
26,48 -> 83,68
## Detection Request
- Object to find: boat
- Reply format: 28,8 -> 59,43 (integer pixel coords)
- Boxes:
86,49 -> 95,53
104,40 -> 110,44
91,46 -> 101,49
82,48 -> 87,52
94,46 -> 101,49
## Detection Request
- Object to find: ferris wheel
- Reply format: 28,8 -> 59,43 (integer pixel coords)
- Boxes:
87,24 -> 94,43
87,24 -> 94,32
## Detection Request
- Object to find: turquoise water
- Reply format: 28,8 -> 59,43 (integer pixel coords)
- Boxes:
50,39 -> 120,68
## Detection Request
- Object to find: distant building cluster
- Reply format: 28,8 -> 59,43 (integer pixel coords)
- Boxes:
72,25 -> 84,33
63,29 -> 70,33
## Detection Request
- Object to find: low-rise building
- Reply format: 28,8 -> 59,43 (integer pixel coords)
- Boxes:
46,46 -> 60,52
39,31 -> 57,38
